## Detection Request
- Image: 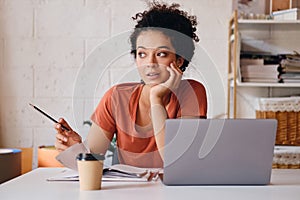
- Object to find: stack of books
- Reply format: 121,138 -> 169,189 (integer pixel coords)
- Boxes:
240,56 -> 280,83
278,54 -> 300,83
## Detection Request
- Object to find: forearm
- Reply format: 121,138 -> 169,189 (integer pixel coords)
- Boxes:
87,122 -> 113,155
150,96 -> 167,160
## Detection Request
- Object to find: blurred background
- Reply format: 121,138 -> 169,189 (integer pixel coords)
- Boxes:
0,0 -> 232,168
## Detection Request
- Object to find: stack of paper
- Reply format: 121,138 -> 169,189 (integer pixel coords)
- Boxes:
240,58 -> 279,83
241,64 -> 279,83
47,164 -> 162,182
278,54 -> 300,83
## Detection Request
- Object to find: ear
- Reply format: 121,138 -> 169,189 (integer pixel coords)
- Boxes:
176,57 -> 184,67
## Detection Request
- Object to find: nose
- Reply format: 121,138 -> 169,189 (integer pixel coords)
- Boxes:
147,54 -> 158,68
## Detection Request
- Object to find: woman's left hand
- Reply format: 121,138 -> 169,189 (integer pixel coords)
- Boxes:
150,62 -> 183,102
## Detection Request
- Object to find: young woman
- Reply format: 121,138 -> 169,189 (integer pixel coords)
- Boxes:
55,2 -> 207,169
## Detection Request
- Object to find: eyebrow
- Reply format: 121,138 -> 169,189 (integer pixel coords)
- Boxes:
137,46 -> 172,50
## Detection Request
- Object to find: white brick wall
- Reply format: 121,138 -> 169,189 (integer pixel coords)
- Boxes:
0,0 -> 231,167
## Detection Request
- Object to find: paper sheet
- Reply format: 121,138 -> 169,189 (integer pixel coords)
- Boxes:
47,165 -> 162,182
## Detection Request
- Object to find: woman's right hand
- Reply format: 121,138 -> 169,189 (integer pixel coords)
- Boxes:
54,118 -> 82,152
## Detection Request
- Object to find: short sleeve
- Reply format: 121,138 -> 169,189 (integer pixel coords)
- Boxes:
176,80 -> 207,118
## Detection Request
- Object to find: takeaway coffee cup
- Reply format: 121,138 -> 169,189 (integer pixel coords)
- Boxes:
76,153 -> 105,190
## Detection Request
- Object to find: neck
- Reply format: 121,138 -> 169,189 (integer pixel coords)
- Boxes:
140,84 -> 151,106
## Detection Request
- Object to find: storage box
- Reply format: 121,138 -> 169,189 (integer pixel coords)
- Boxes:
256,97 -> 300,145
272,8 -> 300,20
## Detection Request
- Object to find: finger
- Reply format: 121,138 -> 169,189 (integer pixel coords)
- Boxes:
55,124 -> 69,142
166,66 -> 174,77
65,131 -> 82,142
167,65 -> 181,84
170,62 -> 183,84
55,141 -> 68,152
56,132 -> 68,143
167,67 -> 180,86
58,118 -> 72,131
170,62 -> 183,75
54,123 -> 61,131
55,124 -> 68,144
55,140 -> 63,150
55,122 -> 70,134
168,63 -> 182,89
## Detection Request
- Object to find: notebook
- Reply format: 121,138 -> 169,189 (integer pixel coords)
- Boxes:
163,119 -> 277,185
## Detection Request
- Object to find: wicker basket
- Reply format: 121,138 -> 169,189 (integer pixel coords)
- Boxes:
272,146 -> 300,169
272,163 -> 300,169
256,97 -> 300,145
256,110 -> 300,145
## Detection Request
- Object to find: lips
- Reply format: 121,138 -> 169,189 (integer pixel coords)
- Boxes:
146,72 -> 160,79
147,72 -> 159,76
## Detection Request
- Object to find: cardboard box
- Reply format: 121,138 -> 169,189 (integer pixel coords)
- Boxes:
271,0 -> 300,12
271,0 -> 290,12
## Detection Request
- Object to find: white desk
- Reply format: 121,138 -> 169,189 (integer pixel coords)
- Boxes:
0,168 -> 300,200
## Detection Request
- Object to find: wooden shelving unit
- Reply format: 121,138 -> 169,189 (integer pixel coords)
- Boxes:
227,10 -> 300,118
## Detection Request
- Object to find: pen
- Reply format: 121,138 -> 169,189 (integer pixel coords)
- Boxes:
29,103 -> 70,131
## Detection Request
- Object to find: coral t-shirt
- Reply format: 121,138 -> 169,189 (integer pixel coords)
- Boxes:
91,79 -> 207,168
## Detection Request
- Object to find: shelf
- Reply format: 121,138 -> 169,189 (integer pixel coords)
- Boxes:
227,11 -> 300,118
229,79 -> 300,88
238,19 -> 300,24
235,80 -> 300,87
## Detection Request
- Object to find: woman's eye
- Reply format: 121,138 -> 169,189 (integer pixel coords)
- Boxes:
138,52 -> 146,58
157,52 -> 167,57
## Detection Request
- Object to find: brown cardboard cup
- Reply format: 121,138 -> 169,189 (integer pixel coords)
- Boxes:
77,153 -> 105,190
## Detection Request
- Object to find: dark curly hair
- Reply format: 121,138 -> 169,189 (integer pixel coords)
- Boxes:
130,1 -> 199,72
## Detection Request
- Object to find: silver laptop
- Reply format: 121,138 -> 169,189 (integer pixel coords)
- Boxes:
163,119 -> 277,185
